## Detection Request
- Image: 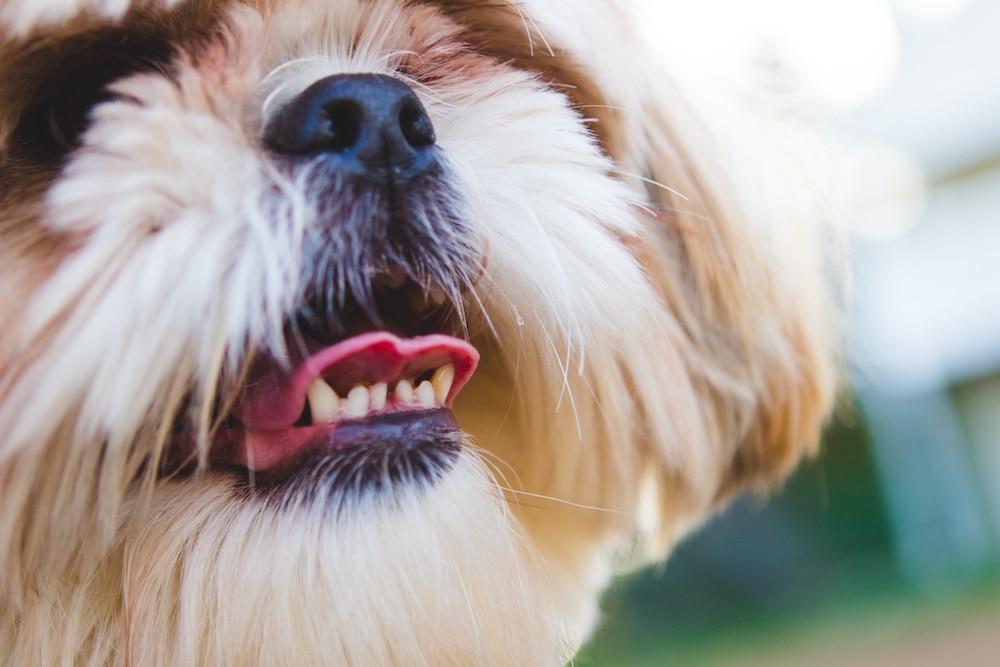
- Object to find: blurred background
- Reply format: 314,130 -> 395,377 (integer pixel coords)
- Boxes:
583,0 -> 1000,664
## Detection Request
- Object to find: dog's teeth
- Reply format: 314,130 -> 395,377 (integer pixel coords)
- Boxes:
430,364 -> 455,403
307,378 -> 340,424
394,379 -> 415,405
416,380 -> 436,408
345,385 -> 370,418
371,383 -> 388,411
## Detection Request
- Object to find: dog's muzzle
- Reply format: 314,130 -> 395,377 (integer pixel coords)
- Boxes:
164,75 -> 482,497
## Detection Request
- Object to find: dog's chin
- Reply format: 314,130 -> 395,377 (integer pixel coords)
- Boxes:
235,409 -> 463,495
123,450 -> 559,665
129,329 -> 564,663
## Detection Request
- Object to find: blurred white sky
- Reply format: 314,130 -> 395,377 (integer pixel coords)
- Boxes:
631,0 -> 919,242
636,0 -> 1000,392
635,0 -> 968,113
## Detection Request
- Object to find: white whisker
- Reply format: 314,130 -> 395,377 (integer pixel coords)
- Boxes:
610,167 -> 691,201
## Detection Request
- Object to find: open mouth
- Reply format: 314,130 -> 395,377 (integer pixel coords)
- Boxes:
164,278 -> 479,491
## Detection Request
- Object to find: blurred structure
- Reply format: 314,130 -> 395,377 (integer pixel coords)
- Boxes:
844,0 -> 1000,585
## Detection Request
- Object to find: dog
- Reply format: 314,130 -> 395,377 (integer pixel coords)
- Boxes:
0,1 -> 839,664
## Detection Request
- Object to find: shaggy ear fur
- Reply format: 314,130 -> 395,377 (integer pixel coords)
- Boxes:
620,71 -> 841,538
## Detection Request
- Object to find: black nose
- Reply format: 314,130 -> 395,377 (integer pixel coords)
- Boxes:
264,73 -> 437,179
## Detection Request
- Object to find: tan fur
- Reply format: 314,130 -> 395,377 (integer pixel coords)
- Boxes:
0,1 -> 840,664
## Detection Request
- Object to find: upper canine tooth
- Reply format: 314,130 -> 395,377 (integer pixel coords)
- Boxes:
344,385 -> 370,418
394,379 -> 415,405
307,377 -> 340,424
416,380 -> 436,408
371,383 -> 388,411
430,364 -> 455,403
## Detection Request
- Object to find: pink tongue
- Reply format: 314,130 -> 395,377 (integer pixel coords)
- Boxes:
235,332 -> 479,431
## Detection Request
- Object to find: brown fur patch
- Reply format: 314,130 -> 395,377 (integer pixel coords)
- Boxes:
425,0 -> 623,157
0,1 -> 230,151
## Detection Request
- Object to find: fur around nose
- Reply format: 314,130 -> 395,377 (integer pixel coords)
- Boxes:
265,73 -> 437,181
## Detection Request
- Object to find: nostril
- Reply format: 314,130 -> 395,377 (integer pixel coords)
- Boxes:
399,100 -> 435,149
322,100 -> 362,153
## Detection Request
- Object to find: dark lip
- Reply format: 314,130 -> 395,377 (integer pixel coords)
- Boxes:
161,405 -> 463,482
162,408 -> 464,496
220,408 -> 464,490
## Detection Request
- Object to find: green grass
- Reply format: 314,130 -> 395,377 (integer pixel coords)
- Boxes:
576,570 -> 1000,667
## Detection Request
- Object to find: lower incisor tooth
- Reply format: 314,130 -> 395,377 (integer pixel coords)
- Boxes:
395,380 -> 415,404
344,385 -> 370,418
371,383 -> 388,410
416,380 -> 436,408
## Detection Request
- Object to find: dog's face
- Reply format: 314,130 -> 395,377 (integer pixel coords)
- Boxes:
0,1 -> 838,664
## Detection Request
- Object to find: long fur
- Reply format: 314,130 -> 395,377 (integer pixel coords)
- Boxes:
0,1 -> 839,664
